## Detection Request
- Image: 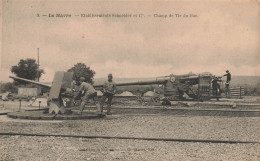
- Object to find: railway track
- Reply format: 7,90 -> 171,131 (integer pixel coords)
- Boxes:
5,107 -> 260,120
0,132 -> 259,144
107,108 -> 260,117
2,108 -> 260,145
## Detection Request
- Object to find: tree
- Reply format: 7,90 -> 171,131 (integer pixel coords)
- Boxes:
67,63 -> 95,84
11,58 -> 44,84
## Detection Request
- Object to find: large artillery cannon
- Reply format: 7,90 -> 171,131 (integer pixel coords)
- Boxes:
10,71 -> 222,114
95,72 -> 222,101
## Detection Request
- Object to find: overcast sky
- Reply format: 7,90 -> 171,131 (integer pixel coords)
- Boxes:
1,0 -> 259,82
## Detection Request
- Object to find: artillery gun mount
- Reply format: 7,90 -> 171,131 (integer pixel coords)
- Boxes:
8,71 -> 225,120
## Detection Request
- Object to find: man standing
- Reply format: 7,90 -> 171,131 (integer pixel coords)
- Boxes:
223,70 -> 231,96
212,76 -> 221,101
74,77 -> 101,115
100,74 -> 117,115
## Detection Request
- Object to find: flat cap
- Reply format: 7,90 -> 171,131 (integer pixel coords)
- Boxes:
79,77 -> 85,81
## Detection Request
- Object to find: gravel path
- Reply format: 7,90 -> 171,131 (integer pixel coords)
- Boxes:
1,98 -> 260,160
0,115 -> 259,142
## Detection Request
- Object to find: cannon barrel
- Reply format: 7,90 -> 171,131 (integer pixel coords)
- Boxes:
94,77 -> 168,88
10,75 -> 167,89
113,79 -> 167,86
9,76 -> 52,88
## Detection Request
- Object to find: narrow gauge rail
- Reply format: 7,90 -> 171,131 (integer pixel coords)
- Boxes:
111,108 -> 260,117
2,108 -> 260,144
6,107 -> 260,120
0,132 -> 259,144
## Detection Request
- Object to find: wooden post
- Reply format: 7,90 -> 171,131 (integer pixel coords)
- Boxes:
240,86 -> 242,99
19,99 -> 22,111
39,101 -> 41,109
37,48 -> 39,81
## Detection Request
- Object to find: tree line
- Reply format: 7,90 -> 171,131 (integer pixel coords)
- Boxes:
10,58 -> 95,85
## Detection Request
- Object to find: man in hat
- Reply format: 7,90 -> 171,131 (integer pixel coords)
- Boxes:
100,74 -> 117,115
223,70 -> 231,96
74,77 -> 101,115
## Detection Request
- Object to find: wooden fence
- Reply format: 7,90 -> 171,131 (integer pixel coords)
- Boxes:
229,87 -> 245,99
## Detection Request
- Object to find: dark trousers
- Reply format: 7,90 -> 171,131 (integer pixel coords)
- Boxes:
225,81 -> 230,89
100,92 -> 114,113
225,81 -> 230,97
80,92 -> 101,113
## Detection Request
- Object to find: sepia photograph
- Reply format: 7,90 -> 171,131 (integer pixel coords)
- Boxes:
0,0 -> 260,160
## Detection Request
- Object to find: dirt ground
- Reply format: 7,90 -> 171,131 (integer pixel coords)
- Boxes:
0,96 -> 260,160
1,136 -> 259,161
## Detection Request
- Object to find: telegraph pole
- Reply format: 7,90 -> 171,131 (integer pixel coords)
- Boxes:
37,48 -> 39,81
37,48 -> 40,96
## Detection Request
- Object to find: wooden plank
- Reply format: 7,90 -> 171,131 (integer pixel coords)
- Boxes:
229,89 -> 240,91
230,88 -> 244,90
230,92 -> 242,94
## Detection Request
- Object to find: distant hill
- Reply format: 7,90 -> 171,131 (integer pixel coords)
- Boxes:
229,76 -> 260,87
